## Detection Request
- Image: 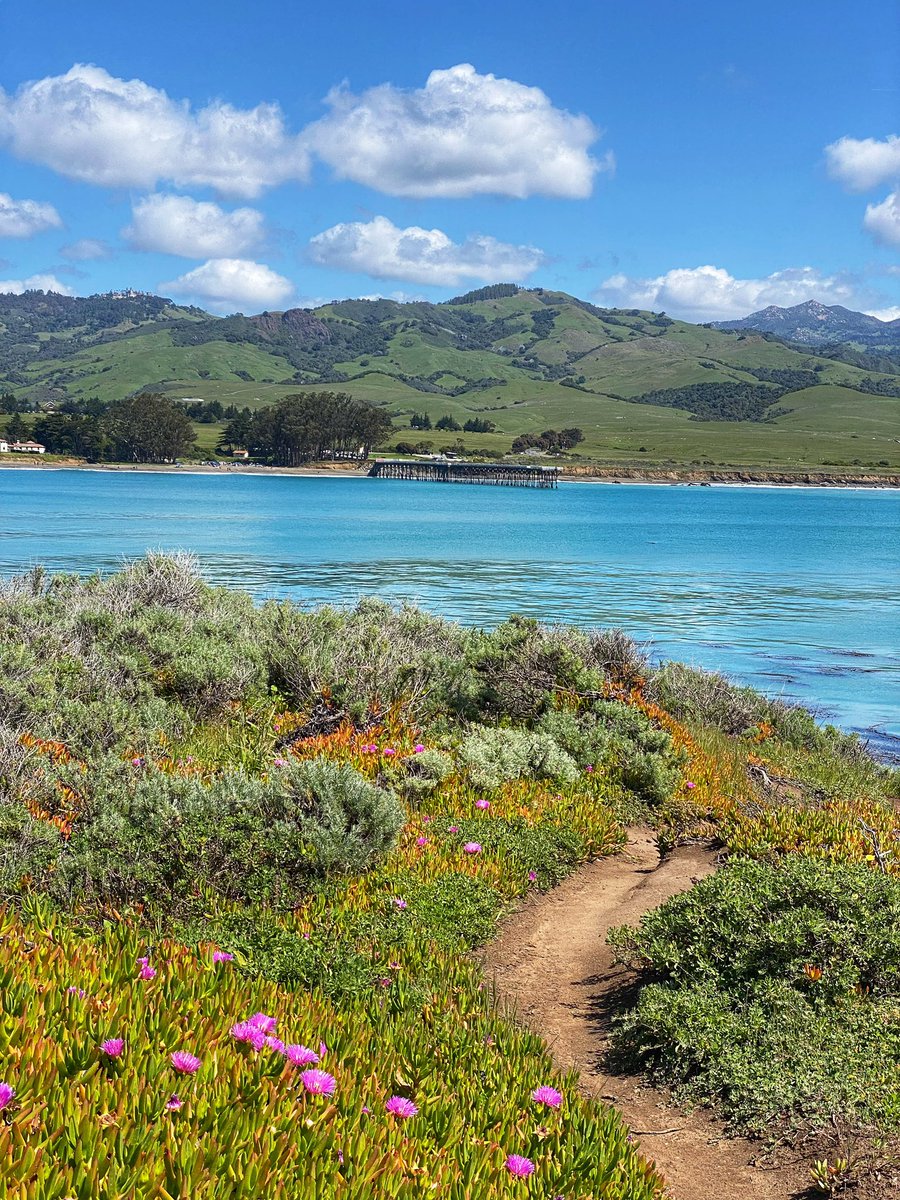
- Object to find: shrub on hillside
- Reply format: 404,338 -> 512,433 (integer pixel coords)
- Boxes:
610,858 -> 900,1130
538,702 -> 683,806
458,725 -> 579,789
0,758 -> 404,909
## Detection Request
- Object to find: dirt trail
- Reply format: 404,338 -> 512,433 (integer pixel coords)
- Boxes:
480,830 -> 808,1200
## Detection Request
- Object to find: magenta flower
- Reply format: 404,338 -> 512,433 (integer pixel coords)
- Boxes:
138,964 -> 156,981
248,1013 -> 277,1034
475,799 -> 490,810
391,897 -> 407,910
448,825 -> 459,833
385,1095 -> 418,1118
170,1052 -> 201,1075
463,842 -> 482,854
585,765 -> 594,773
383,747 -> 397,757
319,1042 -> 328,1057
66,985 -> 86,998
531,1085 -> 562,1109
0,1082 -> 14,1111
685,780 -> 697,789
300,1069 -> 336,1096
230,1021 -> 266,1051
131,757 -> 144,768
285,1044 -> 320,1067
413,744 -> 425,753
165,1094 -> 183,1111
416,836 -> 428,846
273,757 -> 288,768
506,1154 -> 535,1178
212,950 -> 234,963
100,1038 -> 124,1058
421,815 -> 432,823
378,977 -> 391,988
528,871 -> 537,882
265,1036 -> 286,1054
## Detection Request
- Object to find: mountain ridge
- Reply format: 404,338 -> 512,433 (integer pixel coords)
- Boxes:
2,284 -> 899,472
710,299 -> 900,347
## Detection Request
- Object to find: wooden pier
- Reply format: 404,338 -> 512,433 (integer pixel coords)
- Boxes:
368,459 -> 561,488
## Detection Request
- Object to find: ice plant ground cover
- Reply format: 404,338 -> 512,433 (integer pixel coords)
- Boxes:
0,555 -> 898,1196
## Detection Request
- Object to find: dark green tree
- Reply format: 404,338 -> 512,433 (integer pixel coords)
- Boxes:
104,393 -> 196,462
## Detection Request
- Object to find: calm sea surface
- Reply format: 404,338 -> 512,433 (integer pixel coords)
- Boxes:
1,469 -> 898,754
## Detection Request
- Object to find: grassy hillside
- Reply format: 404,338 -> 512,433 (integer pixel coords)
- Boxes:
2,286 -> 899,470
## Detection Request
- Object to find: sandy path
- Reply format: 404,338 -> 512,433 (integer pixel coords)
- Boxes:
480,830 -> 807,1200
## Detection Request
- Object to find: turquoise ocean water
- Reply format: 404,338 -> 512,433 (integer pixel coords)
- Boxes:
1,469 -> 897,755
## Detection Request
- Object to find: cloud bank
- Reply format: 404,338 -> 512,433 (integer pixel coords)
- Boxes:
308,63 -> 605,199
160,257 -> 294,312
125,194 -> 266,257
595,264 -> 862,321
0,193 -> 62,239
308,215 -> 544,286
0,65 -> 310,198
0,272 -> 74,296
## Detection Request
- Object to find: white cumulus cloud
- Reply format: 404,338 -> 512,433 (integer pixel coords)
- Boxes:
124,194 -> 266,258
159,258 -> 294,312
0,272 -> 74,295
306,63 -> 607,199
308,215 -> 544,286
594,265 -> 862,322
0,193 -> 62,239
825,134 -> 900,191
866,305 -> 900,322
0,64 -> 310,198
862,191 -> 900,247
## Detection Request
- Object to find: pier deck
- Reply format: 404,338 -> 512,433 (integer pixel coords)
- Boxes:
368,459 -> 560,488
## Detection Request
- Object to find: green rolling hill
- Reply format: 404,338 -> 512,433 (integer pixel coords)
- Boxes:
2,284 -> 899,471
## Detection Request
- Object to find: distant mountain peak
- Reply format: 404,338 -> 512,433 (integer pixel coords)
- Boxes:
711,299 -> 900,347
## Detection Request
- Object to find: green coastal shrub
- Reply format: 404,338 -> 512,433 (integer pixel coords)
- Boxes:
389,748 -> 455,799
461,615 -> 603,721
538,701 -> 683,806
610,858 -> 900,1130
0,758 -> 404,910
458,725 -> 579,789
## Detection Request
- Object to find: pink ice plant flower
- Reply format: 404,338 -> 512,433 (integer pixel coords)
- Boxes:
66,985 -> 86,998
385,1095 -> 418,1118
273,757 -> 289,768
448,825 -> 459,833
391,897 -> 407,909
212,950 -> 234,963
285,1044 -> 320,1067
506,1154 -> 536,1178
413,744 -> 425,753
230,1021 -> 266,1051
100,1038 -> 124,1058
170,1052 -> 201,1075
528,871 -> 537,882
248,1013 -> 277,1034
319,1042 -> 328,1057
463,842 -> 482,854
416,836 -> 428,846
531,1085 -> 563,1109
383,747 -> 396,757
475,799 -> 490,810
685,780 -> 697,789
0,1082 -> 14,1110
165,1094 -> 183,1111
265,1036 -> 286,1054
300,1069 -> 336,1096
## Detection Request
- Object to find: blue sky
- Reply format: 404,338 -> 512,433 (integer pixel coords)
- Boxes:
1,0 -> 898,320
